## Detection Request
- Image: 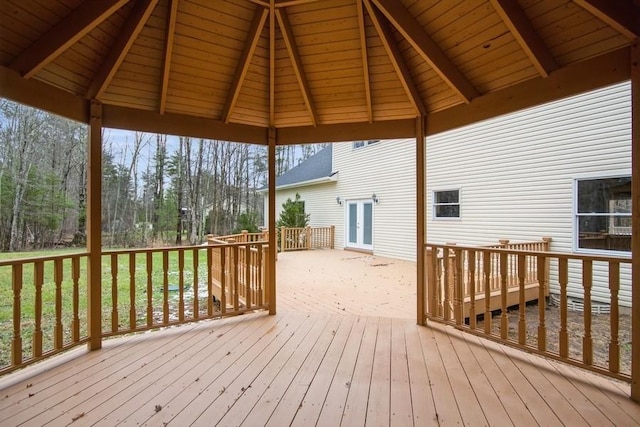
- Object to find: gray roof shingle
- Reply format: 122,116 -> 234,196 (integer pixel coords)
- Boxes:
272,145 -> 334,188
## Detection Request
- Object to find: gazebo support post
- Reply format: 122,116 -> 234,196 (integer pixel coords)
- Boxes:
87,100 -> 103,350
416,115 -> 426,326
268,127 -> 277,315
631,38 -> 639,403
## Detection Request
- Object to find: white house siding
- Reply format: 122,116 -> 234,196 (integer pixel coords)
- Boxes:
332,139 -> 417,260
425,82 -> 632,306
264,181 -> 339,230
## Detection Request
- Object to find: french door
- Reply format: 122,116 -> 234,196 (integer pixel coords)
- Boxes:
346,200 -> 373,250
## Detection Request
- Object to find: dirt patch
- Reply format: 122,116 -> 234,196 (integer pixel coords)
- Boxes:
476,300 -> 632,376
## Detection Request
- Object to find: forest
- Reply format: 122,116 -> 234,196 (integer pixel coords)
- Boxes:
0,99 -> 324,252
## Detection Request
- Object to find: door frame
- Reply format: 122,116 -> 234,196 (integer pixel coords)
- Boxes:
345,199 -> 374,251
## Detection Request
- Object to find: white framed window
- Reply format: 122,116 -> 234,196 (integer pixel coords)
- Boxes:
574,175 -> 631,253
352,140 -> 379,149
433,189 -> 460,219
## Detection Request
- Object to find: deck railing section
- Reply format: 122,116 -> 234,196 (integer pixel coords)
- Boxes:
423,242 -> 633,384
280,226 -> 335,252
2,236 -> 271,375
1,252 -> 89,374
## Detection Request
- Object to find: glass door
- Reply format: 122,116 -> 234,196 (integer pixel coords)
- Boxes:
346,200 -> 373,250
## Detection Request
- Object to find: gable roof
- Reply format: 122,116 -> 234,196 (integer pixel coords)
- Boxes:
266,145 -> 335,191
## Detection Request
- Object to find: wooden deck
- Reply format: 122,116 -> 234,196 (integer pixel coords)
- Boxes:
1,250 -> 638,426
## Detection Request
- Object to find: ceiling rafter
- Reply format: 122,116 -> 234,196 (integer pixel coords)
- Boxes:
573,0 -> 640,39
269,1 -> 276,126
490,0 -> 557,78
222,6 -> 269,123
159,0 -> 179,114
275,8 -> 318,126
364,0 -> 427,116
357,0 -> 373,123
86,0 -> 159,100
371,0 -> 479,103
10,0 -> 130,79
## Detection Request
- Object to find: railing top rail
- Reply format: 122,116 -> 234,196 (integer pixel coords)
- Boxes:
103,241 -> 268,255
0,251 -> 89,267
426,242 -> 631,264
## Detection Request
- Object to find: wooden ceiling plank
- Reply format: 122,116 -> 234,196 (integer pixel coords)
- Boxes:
10,0 -> 129,79
222,7 -> 269,123
371,0 -> 479,103
573,0 -> 640,39
357,0 -> 373,122
86,0 -> 159,100
364,0 -> 427,116
490,0 -> 557,78
275,8 -> 318,126
159,0 -> 179,114
275,0 -> 324,8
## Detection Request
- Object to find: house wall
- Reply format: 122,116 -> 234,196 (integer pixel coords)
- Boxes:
264,181 -> 339,229
426,81 -> 632,305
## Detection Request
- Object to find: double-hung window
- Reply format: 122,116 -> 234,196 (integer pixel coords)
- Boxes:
352,140 -> 379,149
433,190 -> 460,219
575,176 -> 631,253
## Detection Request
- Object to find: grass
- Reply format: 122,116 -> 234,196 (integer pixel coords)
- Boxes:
0,247 -> 212,369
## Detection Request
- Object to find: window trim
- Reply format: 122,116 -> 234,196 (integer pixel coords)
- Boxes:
352,140 -> 380,150
572,172 -> 631,256
432,188 -> 461,220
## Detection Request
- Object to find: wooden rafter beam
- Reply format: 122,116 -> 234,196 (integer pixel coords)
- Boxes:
364,0 -> 427,116
573,0 -> 640,39
269,1 -> 276,125
490,0 -> 557,78
86,0 -> 159,100
159,0 -> 179,114
357,0 -> 373,123
10,0 -> 129,79
371,0 -> 479,103
222,7 -> 269,123
275,8 -> 318,126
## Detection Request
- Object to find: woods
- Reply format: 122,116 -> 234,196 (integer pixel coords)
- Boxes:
0,99 -> 325,252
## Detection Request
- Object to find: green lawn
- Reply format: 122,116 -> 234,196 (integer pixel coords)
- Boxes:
0,247 -> 211,369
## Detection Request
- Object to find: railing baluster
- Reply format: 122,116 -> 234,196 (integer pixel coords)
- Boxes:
54,258 -> 63,349
129,253 -> 136,331
454,248 -> 463,325
193,248 -> 199,319
111,253 -> 118,332
146,252 -> 153,327
499,252 -> 509,339
583,260 -> 593,366
608,261 -> 620,373
207,247 -> 213,316
537,255 -> 547,352
469,249 -> 476,329
178,249 -> 185,322
443,249 -> 450,321
34,261 -> 43,356
559,257 -> 569,358
517,254 -> 526,345
257,244 -> 263,306
12,264 -> 23,366
233,245 -> 240,311
246,245 -> 252,309
162,251 -> 169,325
71,256 -> 80,342
220,246 -> 227,314
483,250 -> 491,335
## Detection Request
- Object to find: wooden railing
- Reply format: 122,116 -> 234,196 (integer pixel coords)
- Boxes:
1,238 -> 271,375
280,226 -> 335,252
1,252 -> 90,374
423,242 -> 634,385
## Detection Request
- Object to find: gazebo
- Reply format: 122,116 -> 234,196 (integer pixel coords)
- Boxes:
1,0 -> 638,407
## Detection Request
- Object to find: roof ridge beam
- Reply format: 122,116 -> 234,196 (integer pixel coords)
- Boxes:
573,0 -> 640,39
371,0 -> 479,103
86,0 -> 159,100
364,0 -> 427,116
275,8 -> 318,126
222,6 -> 269,123
10,0 -> 130,79
490,0 -> 558,78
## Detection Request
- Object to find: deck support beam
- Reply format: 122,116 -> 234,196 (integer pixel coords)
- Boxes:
268,127 -> 277,315
631,38 -> 639,403
87,100 -> 103,350
416,115 -> 426,325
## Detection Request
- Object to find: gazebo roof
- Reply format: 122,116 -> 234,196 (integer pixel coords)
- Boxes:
0,0 -> 638,144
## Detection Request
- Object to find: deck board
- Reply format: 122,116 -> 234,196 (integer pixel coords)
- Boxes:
0,250 -> 638,426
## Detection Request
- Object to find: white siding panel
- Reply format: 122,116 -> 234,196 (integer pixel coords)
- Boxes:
426,82 -> 632,305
